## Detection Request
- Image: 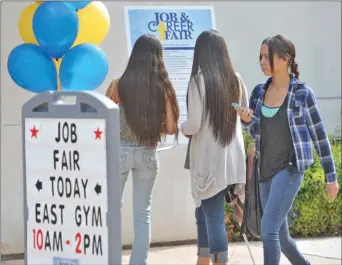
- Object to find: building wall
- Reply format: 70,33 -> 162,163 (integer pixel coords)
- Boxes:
1,1 -> 341,255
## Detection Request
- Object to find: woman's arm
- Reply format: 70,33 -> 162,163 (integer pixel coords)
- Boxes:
305,88 -> 337,184
105,79 -> 120,104
164,93 -> 178,135
181,77 -> 203,136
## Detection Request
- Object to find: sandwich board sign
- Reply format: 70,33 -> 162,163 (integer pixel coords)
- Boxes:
22,91 -> 121,265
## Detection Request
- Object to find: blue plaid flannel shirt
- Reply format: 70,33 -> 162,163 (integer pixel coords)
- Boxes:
244,75 -> 337,184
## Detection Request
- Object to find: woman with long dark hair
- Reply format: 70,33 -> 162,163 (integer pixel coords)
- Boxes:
180,30 -> 248,265
238,34 -> 339,265
106,34 -> 179,265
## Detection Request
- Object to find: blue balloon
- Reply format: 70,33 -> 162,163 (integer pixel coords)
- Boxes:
7,44 -> 57,93
66,1 -> 91,10
60,43 -> 108,91
33,2 -> 79,59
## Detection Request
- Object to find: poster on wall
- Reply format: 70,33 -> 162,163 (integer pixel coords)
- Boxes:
124,6 -> 216,147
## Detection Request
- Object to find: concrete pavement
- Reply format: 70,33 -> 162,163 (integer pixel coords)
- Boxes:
2,237 -> 341,264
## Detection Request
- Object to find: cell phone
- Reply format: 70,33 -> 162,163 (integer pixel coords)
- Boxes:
232,103 -> 242,110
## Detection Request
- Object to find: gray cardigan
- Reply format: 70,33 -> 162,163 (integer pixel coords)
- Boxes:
181,72 -> 248,207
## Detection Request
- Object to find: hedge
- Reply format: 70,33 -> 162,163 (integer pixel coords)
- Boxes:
290,142 -> 341,237
226,132 -> 342,241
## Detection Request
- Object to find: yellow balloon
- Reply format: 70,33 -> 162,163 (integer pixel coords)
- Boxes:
18,2 -> 42,44
73,2 -> 110,46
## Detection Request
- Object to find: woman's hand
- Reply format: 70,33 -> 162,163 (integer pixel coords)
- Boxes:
237,107 -> 254,123
326,183 -> 339,200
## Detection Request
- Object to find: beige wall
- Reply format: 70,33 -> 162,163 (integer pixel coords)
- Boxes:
1,1 -> 341,255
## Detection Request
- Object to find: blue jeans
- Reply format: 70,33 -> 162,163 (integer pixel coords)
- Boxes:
196,190 -> 228,263
120,143 -> 159,265
259,166 -> 310,265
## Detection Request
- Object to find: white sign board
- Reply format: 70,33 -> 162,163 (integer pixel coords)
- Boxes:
25,118 -> 108,265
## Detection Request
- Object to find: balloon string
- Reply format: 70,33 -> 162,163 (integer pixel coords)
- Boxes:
57,59 -> 61,91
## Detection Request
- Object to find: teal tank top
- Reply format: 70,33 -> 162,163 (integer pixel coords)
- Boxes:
261,104 -> 280,118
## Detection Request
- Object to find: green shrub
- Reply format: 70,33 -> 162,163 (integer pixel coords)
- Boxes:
243,130 -> 254,151
290,143 -> 342,237
225,204 -> 242,242
225,134 -> 342,241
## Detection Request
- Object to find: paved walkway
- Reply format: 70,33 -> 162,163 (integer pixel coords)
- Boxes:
2,237 -> 341,264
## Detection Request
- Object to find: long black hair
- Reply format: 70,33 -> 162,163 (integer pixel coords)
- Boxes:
189,30 -> 239,146
261,34 -> 300,79
118,34 -> 179,147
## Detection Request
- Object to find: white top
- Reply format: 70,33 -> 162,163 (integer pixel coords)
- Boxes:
181,72 -> 249,207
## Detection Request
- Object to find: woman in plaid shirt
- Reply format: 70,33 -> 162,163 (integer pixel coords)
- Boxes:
237,35 -> 339,265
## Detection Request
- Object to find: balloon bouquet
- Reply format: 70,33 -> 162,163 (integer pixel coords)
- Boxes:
7,1 -> 110,93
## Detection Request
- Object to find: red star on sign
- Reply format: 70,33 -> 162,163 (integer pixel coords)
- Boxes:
94,127 -> 103,140
30,126 -> 39,138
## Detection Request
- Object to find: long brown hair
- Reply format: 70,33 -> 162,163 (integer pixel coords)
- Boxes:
190,30 -> 239,146
118,34 -> 179,146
